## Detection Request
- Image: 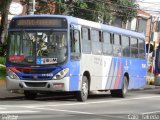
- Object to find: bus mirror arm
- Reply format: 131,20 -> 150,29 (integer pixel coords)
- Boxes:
152,51 -> 155,57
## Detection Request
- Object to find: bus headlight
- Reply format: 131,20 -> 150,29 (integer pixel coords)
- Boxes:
7,69 -> 19,79
52,68 -> 69,80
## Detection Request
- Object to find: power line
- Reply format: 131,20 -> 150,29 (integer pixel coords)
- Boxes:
136,0 -> 160,5
96,0 -> 160,13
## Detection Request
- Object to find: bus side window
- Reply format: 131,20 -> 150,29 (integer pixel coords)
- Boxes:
81,27 -> 91,53
91,29 -> 102,55
131,37 -> 138,58
138,39 -> 145,59
102,32 -> 112,55
113,34 -> 121,56
122,35 -> 130,57
70,29 -> 81,59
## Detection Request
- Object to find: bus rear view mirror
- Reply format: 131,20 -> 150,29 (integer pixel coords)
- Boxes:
146,43 -> 154,53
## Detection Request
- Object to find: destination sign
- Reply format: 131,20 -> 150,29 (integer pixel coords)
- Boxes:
10,17 -> 67,28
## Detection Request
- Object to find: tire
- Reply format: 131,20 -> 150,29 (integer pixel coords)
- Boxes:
24,91 -> 37,100
75,76 -> 89,102
111,76 -> 128,98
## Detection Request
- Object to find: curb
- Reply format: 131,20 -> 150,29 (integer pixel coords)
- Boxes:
129,85 -> 158,91
142,85 -> 160,90
0,80 -> 6,86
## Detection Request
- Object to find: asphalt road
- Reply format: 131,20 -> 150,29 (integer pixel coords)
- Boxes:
0,86 -> 160,120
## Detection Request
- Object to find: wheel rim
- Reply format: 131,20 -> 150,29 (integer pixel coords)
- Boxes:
82,81 -> 88,96
123,78 -> 128,94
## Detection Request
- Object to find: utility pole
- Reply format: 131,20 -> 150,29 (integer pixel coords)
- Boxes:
28,0 -> 35,15
147,15 -> 153,61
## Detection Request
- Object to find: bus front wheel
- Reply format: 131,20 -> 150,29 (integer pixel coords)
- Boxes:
24,90 -> 37,100
110,76 -> 128,98
75,76 -> 89,102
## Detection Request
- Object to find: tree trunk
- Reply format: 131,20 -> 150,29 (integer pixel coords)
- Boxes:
0,0 -> 11,44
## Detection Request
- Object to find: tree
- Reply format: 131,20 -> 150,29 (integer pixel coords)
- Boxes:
35,0 -> 57,14
111,0 -> 138,24
0,0 -> 11,56
0,0 -> 11,43
56,0 -> 138,24
92,2 -> 112,24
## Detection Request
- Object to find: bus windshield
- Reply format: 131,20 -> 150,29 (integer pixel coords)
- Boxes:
8,30 -> 67,65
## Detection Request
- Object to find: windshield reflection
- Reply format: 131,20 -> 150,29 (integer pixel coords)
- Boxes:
8,31 -> 67,65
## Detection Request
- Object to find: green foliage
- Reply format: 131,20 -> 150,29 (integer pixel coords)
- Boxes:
0,57 -> 6,79
0,0 -> 12,12
112,0 -> 138,23
0,43 -> 7,56
93,3 -> 112,23
57,0 -> 138,24
0,0 -> 10,12
0,66 -> 6,79
72,1 -> 90,20
34,0 -> 138,24
0,57 -> 6,65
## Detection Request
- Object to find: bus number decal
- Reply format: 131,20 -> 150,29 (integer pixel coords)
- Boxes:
42,73 -> 53,77
36,58 -> 57,64
142,64 -> 146,68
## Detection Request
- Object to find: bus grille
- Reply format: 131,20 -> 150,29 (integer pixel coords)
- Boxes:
25,82 -> 47,87
22,76 -> 50,79
17,68 -> 54,74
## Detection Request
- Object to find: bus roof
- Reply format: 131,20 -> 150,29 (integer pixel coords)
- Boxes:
12,14 -> 145,39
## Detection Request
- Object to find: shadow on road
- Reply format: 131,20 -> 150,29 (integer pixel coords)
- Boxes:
1,85 -> 160,102
0,91 -> 112,102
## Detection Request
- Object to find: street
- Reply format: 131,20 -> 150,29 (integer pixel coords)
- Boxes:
0,85 -> 160,120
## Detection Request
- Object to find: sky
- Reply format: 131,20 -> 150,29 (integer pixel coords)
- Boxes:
136,0 -> 160,16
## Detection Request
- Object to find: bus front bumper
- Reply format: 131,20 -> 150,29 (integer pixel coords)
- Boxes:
6,76 -> 70,92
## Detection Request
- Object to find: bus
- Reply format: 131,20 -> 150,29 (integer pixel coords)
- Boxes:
154,45 -> 160,85
6,15 -> 147,101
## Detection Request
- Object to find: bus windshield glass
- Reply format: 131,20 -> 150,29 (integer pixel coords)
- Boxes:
8,31 -> 67,65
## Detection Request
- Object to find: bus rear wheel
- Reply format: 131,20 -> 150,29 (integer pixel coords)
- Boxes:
110,76 -> 128,98
24,90 -> 37,100
75,76 -> 89,102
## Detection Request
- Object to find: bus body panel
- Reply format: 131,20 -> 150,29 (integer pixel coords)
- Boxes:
127,59 -> 147,89
155,47 -> 160,86
69,60 -> 80,91
80,54 -> 113,90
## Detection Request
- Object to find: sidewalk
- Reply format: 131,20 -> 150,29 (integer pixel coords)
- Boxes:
0,80 -> 24,99
0,79 -> 5,86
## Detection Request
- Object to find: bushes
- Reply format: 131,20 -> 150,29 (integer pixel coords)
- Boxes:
0,66 -> 6,78
0,57 -> 6,79
0,56 -> 6,65
0,43 -> 7,56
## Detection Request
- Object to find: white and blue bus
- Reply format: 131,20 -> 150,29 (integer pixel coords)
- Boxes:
6,15 -> 147,101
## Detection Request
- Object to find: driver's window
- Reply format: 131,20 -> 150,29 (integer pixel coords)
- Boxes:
70,29 -> 80,54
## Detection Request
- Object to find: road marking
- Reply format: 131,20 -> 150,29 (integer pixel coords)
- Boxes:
142,110 -> 160,114
33,107 -> 129,120
24,95 -> 160,108
0,110 -> 39,114
1,95 -> 160,109
34,107 -> 94,115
